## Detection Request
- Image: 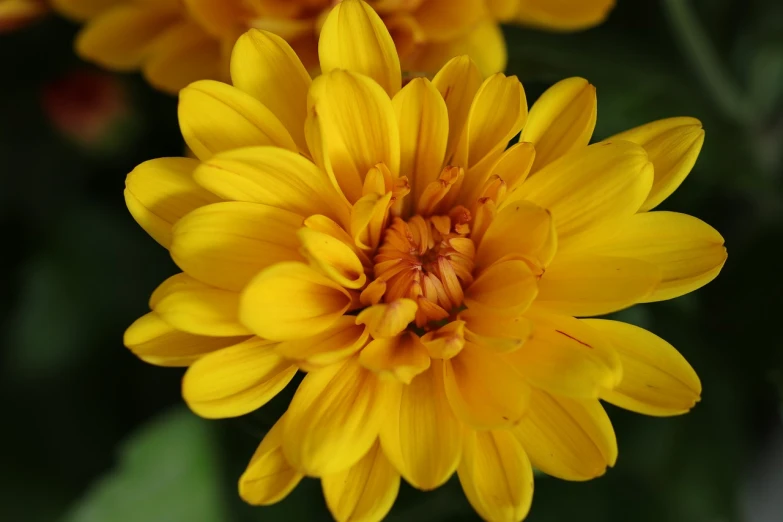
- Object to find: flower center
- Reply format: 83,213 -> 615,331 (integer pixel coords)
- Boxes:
370,208 -> 476,328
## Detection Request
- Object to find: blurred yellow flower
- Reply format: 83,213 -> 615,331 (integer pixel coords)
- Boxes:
123,1 -> 724,520
52,0 -> 615,93
0,0 -> 48,33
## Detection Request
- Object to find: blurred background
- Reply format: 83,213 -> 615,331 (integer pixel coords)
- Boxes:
1,0 -> 782,521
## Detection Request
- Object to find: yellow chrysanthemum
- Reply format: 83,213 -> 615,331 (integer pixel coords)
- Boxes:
123,1 -> 725,520
53,0 -> 615,93
0,0 -> 48,33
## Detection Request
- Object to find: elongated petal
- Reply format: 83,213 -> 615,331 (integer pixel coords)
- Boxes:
585,319 -> 702,416
521,77 -> 596,172
356,299 -> 417,339
459,430 -> 534,522
360,331 -> 431,384
536,253 -> 659,316
464,260 -> 538,317
322,441 -> 400,522
194,147 -> 349,227
231,30 -> 311,152
240,262 -> 354,340
508,309 -> 621,397
151,273 -> 250,336
299,227 -> 367,289
443,342 -> 531,428
171,202 -> 304,292
179,80 -> 296,161
276,317 -> 369,370
474,200 -> 556,271
484,141 -> 536,195
505,141 -> 653,241
76,5 -> 179,69
240,420 -> 304,505
182,337 -> 297,418
283,357 -> 386,475
513,390 -> 617,481
516,0 -> 615,31
460,309 -> 532,353
309,71 -> 400,203
609,117 -> 704,210
124,311 -> 248,367
413,0 -> 483,41
125,157 -> 219,248
380,361 -> 462,490
393,78 -> 448,208
319,0 -> 401,96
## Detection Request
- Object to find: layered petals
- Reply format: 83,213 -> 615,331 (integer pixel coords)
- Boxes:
464,260 -> 538,317
240,420 -> 304,506
359,331 -> 431,384
275,317 -> 369,370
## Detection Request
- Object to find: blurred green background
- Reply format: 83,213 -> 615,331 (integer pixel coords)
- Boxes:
1,0 -> 782,521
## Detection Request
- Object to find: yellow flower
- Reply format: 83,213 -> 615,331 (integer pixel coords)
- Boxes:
53,0 -> 615,93
0,0 -> 48,33
123,1 -> 725,520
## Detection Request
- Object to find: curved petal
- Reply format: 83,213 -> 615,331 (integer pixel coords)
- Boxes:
459,430 -> 534,522
124,311 -> 248,367
355,299 -> 418,339
520,77 -> 596,172
283,357 -> 386,475
182,0 -> 247,38
585,319 -> 702,416
535,253 -> 660,316
194,147 -> 350,227
240,420 -> 304,505
380,361 -> 463,490
413,0 -> 484,42
443,342 -> 531,428
460,309 -> 532,353
359,331 -> 431,384
240,262 -> 354,341
170,201 -> 304,292
516,0 -> 616,31
182,337 -> 297,418
231,29 -> 311,152
125,157 -> 219,248
299,227 -> 367,289
319,0 -> 401,96
178,80 -> 296,161
464,260 -> 538,317
322,441 -> 400,522
608,117 -> 704,211
151,273 -> 250,336
276,317 -> 369,370
513,390 -> 617,481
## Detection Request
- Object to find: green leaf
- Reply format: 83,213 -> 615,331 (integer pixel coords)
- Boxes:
62,408 -> 229,522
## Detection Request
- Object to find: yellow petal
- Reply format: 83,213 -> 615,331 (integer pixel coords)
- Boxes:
420,320 -> 466,359
194,146 -> 350,227
319,0 -> 401,97
142,21 -> 222,94
380,361 -> 463,490
513,390 -> 617,481
283,357 -> 386,475
516,0 -> 616,31
182,337 -> 297,418
608,117 -> 704,211
231,29 -> 311,152
505,141 -> 653,242
574,211 -> 726,302
322,440 -> 400,522
359,331 -> 431,384
464,260 -> 538,317
305,214 -> 372,267
460,309 -> 532,353
276,317 -> 369,370
75,5 -> 179,70
350,192 -> 393,251
309,71 -> 400,203
124,311 -> 248,367
392,78 -> 448,209
474,200 -> 556,272
443,342 -> 531,428
299,227 -> 367,289
171,201 -> 304,292
240,419 -> 304,505
413,0 -> 484,42
486,0 -> 519,20
151,273 -> 250,336
431,55 -> 483,165
459,430 -> 534,522
535,253 -> 660,316
480,141 -> 536,198
584,319 -> 702,416
240,262 -> 354,341
355,299 -> 417,339
125,157 -> 219,248
182,0 -> 246,38
520,77 -> 596,172
178,80 -> 296,161
508,309 -> 621,397
51,0 -> 123,21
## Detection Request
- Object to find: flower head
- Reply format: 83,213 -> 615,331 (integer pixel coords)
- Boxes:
54,0 -> 615,93
124,1 -> 726,520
